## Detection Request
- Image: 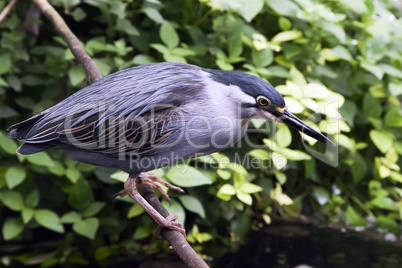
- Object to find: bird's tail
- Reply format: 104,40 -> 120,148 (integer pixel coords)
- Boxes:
8,110 -> 57,155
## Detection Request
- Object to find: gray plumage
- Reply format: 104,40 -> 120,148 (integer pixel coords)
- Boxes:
8,62 -> 333,176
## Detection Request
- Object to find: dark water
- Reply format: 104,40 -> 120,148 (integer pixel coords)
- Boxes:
214,224 -> 402,268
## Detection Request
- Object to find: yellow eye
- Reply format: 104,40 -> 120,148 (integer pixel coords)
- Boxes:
257,96 -> 270,106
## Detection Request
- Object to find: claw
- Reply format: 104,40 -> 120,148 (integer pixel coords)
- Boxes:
153,214 -> 186,240
116,173 -> 187,240
112,189 -> 127,200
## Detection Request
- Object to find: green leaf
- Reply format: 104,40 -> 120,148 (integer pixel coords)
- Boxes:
0,54 -> 11,75
95,246 -> 112,262
321,23 -> 346,43
133,226 -> 151,240
7,75 -> 22,92
229,36 -> 243,58
237,0 -> 264,22
227,163 -> 247,175
270,183 -> 293,205
21,75 -> 45,86
236,191 -> 252,205
378,64 -> 402,78
5,166 -> 26,189
338,0 -> 367,14
164,50 -> 187,63
376,216 -> 399,233
362,93 -> 382,118
265,0 -> 300,16
332,46 -> 353,61
0,191 -> 25,211
385,109 -> 402,127
276,126 -> 292,148
71,7 -> 87,21
127,203 -> 144,218
361,37 -> 386,62
82,202 -> 105,217
339,100 -> 357,127
68,66 -> 86,86
218,184 -> 236,195
25,189 -> 39,208
132,54 -> 156,65
346,206 -> 366,226
361,63 -> 384,80
0,131 -> 18,155
3,217 -> 24,240
34,209 -> 64,233
143,7 -> 165,24
389,83 -> 402,97
179,195 -> 205,218
0,77 -> 8,87
239,183 -> 262,194
370,197 -> 398,211
160,22 -> 179,49
369,130 -> 393,154
166,165 -> 213,187
271,30 -> 302,44
61,211 -> 82,223
275,171 -> 287,185
94,59 -> 111,76
216,59 -> 233,71
276,148 -> 311,161
279,17 -> 292,30
312,187 -> 329,205
66,168 -> 81,183
110,171 -> 128,183
116,18 -> 140,36
252,48 -> 273,68
250,118 -> 266,129
351,153 -> 367,183
40,259 -> 59,268
390,171 -> 402,183
110,1 -> 125,17
217,169 -> 232,180
210,0 -> 264,22
21,208 -> 34,224
249,149 -> 270,160
27,152 -> 55,167
73,218 -> 99,239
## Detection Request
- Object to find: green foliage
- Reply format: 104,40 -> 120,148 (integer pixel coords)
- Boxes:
0,0 -> 401,266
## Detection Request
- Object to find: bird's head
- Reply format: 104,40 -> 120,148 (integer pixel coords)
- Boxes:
203,68 -> 334,145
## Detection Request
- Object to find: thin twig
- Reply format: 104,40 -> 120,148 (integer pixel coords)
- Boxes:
0,0 -> 17,23
30,1 -> 209,266
31,0 -> 102,83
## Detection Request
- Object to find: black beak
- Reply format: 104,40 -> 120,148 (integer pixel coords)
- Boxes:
279,109 -> 335,146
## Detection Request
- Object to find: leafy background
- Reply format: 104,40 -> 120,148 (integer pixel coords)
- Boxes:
0,0 -> 401,266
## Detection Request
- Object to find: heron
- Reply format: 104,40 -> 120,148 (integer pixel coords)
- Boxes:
8,62 -> 334,238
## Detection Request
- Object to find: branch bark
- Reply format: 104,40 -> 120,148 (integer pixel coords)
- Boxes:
31,1 -> 209,267
138,185 -> 209,268
0,0 -> 18,23
32,0 -> 102,83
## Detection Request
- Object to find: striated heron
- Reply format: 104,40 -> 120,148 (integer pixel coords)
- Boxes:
8,62 -> 334,238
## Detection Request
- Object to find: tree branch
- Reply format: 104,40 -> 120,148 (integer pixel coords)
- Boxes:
0,0 -> 18,23
32,0 -> 102,83
138,185 -> 209,268
31,1 -> 209,267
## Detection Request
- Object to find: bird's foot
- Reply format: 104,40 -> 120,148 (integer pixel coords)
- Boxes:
136,172 -> 184,205
117,175 -> 186,239
153,213 -> 185,240
112,172 -> 184,204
